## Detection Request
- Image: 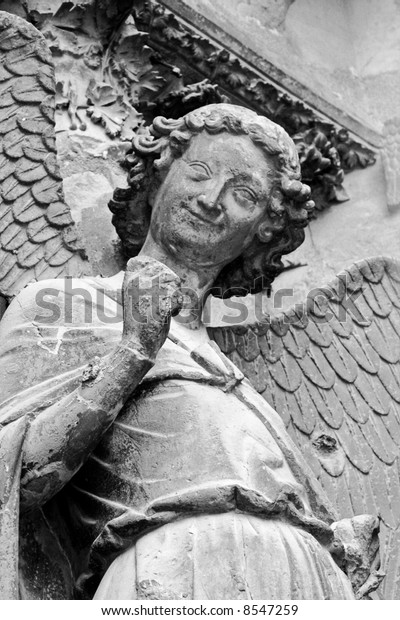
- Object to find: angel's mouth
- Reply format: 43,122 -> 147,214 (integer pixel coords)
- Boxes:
185,205 -> 224,226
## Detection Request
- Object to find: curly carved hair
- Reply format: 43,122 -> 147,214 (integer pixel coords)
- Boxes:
109,104 -> 314,297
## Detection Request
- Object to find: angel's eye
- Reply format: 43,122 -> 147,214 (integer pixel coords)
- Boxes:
233,187 -> 257,203
187,161 -> 212,179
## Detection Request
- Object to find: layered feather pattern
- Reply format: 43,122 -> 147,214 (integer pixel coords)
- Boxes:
210,257 -> 400,599
0,11 -> 88,300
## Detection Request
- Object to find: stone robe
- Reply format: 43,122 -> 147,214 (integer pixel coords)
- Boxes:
0,276 -> 353,599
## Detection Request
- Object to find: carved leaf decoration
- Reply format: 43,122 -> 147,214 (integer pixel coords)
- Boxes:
191,41 -> 207,62
341,149 -> 360,169
129,67 -> 164,104
209,257 -> 400,599
119,105 -> 143,140
0,11 -> 88,300
86,81 -> 118,109
221,61 -> 248,89
113,49 -> 153,85
335,133 -> 376,171
331,186 -> 350,202
104,17 -> 164,113
86,80 -> 131,138
112,22 -> 152,81
162,24 -> 183,42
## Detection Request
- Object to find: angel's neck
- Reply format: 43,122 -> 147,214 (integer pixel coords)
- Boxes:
138,235 -> 218,330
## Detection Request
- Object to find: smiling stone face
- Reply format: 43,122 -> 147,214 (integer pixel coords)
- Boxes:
148,132 -> 275,269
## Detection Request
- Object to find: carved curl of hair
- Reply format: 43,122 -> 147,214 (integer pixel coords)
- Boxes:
109,104 -> 314,297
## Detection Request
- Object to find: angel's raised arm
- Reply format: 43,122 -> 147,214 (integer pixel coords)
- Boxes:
0,257 -> 181,511
0,12 -> 175,510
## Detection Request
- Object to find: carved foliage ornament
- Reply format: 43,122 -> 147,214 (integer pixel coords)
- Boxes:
3,0 -> 377,215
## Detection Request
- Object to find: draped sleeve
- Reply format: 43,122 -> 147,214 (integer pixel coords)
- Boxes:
0,276 -> 123,599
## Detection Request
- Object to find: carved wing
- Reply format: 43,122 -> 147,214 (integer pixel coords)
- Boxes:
0,11 -> 88,302
209,256 -> 400,599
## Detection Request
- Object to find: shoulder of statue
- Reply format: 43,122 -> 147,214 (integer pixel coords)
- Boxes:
1,274 -> 124,336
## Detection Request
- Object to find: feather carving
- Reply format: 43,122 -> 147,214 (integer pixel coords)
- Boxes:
0,11 -> 89,302
209,256 -> 400,599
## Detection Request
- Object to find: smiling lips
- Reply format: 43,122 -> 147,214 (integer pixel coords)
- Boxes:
184,203 -> 223,225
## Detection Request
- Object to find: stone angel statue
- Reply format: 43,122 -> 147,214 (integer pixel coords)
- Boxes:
0,11 -> 398,601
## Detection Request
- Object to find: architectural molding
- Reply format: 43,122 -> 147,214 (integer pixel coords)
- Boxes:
142,0 -> 377,212
158,0 -> 383,148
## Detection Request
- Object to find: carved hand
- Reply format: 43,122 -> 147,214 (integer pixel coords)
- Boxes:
19,258 -> 182,510
122,255 -> 182,360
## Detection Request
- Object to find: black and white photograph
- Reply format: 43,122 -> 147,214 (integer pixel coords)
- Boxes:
0,0 -> 399,612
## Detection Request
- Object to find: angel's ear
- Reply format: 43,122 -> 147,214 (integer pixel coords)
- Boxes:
256,221 -> 274,243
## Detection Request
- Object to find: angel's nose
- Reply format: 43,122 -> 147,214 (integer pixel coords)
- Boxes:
197,180 -> 225,212
197,194 -> 222,212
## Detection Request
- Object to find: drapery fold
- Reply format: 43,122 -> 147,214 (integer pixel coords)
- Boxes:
0,275 -> 340,599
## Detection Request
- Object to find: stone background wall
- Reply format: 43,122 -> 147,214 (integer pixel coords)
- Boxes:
178,0 -> 400,136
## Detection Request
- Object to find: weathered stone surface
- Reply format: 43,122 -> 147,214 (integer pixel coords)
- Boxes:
63,171 -> 125,276
0,102 -> 371,600
0,0 -> 399,602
